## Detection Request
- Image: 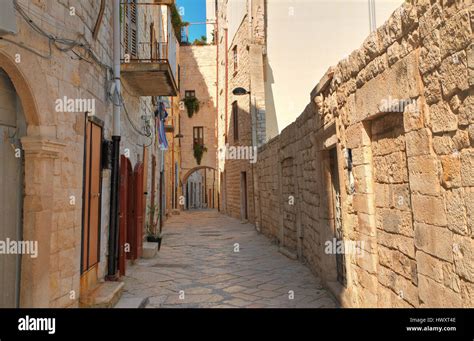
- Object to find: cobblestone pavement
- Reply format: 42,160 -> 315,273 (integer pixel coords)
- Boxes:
122,209 -> 337,308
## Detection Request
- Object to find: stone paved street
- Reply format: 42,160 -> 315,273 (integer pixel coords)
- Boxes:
121,210 -> 337,308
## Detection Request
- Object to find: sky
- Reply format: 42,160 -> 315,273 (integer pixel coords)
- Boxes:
265,0 -> 404,133
176,0 -> 207,43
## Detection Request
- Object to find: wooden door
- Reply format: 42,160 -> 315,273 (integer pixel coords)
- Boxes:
149,155 -> 156,231
126,162 -> 137,260
81,120 -> 102,273
119,155 -> 132,276
329,147 -> 346,286
240,172 -> 248,220
134,162 -> 144,258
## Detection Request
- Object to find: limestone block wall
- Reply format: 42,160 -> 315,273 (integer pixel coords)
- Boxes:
223,17 -> 257,223
216,0 -> 228,211
215,0 -> 267,221
254,0 -> 474,307
0,0 -> 172,307
0,0 -> 115,307
163,96 -> 182,217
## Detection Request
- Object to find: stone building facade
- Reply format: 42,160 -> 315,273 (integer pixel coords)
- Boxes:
179,45 -> 218,210
216,0 -> 267,223
253,0 -> 474,307
0,0 -> 180,307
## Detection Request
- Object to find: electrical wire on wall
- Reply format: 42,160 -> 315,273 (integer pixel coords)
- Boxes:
4,0 -> 113,78
0,36 -> 53,59
7,0 -> 157,149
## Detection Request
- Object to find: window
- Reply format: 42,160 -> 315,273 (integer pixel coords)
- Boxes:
185,90 -> 196,98
193,127 -> 204,146
232,45 -> 238,72
232,101 -> 238,141
124,0 -> 138,57
150,22 -> 157,60
178,65 -> 181,90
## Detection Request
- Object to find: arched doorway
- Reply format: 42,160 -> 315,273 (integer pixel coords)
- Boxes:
182,166 -> 217,210
0,67 -> 27,307
0,51 -> 61,308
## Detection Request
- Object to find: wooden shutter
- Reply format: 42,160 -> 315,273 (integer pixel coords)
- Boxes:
130,0 -> 138,57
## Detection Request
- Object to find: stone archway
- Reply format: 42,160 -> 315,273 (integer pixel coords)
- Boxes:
182,166 -> 217,210
0,52 -> 39,126
181,165 -> 217,185
0,51 -> 65,307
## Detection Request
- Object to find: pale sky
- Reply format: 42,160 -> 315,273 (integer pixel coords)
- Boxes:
266,0 -> 404,132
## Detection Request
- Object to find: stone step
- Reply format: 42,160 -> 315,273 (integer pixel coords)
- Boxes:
114,296 -> 149,309
142,241 -> 159,259
278,246 -> 298,260
79,281 -> 124,308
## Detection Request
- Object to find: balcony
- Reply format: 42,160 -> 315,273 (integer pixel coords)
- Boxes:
121,41 -> 178,96
154,0 -> 175,4
120,2 -> 179,97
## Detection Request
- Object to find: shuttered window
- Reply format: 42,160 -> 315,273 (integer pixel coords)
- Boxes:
193,126 -> 204,146
124,0 -> 138,58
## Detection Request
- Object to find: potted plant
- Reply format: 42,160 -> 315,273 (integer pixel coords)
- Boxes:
184,96 -> 200,118
146,224 -> 163,251
146,204 -> 163,250
193,142 -> 207,165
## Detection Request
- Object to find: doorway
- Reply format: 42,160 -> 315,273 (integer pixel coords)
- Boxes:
81,118 -> 103,283
0,68 -> 26,307
240,171 -> 248,221
329,147 -> 346,287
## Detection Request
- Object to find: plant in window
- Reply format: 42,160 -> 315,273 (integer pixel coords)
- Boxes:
193,142 -> 207,165
184,96 -> 200,118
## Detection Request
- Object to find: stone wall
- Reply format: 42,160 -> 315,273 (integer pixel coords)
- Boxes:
217,0 -> 267,223
179,45 -> 218,210
180,45 -> 218,176
0,0 -> 116,307
254,0 -> 474,307
0,0 -> 173,307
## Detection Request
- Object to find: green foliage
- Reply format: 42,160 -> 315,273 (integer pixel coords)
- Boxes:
193,35 -> 208,46
170,3 -> 188,43
193,143 -> 207,165
184,96 -> 200,118
146,203 -> 160,237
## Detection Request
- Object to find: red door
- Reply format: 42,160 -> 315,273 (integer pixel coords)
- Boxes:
134,162 -> 144,258
119,155 -> 132,275
126,161 -> 137,261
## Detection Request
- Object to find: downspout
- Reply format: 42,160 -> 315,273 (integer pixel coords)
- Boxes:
159,148 -> 164,232
215,19 -> 219,211
107,0 -> 121,279
224,28 -> 228,213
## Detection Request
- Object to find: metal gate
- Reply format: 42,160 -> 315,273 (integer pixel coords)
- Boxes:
0,69 -> 26,307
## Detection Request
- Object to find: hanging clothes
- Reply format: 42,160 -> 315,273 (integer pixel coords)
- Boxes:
155,101 -> 169,150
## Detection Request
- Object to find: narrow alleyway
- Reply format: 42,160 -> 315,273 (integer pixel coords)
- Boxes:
121,210 -> 337,308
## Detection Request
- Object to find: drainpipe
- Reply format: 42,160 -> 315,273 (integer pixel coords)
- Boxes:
107,0 -> 121,279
